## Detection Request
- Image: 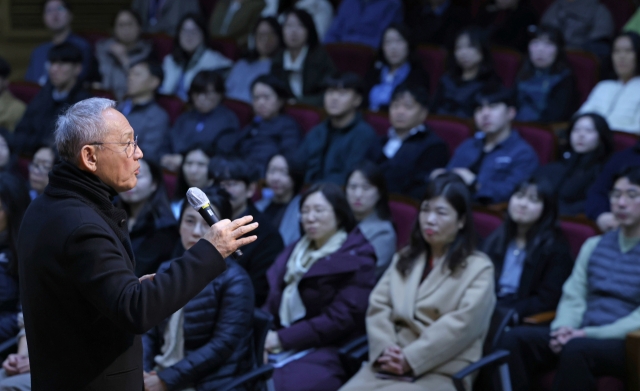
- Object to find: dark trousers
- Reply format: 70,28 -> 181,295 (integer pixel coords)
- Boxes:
498,325 -> 626,391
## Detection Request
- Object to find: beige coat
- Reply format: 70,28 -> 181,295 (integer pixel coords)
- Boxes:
341,251 -> 496,391
0,90 -> 26,132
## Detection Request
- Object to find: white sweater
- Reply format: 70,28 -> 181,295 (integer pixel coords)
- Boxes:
160,48 -> 233,99
578,77 -> 640,134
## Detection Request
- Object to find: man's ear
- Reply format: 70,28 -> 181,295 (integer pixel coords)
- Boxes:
78,145 -> 99,172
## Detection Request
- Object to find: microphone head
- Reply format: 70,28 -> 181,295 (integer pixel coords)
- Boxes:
186,187 -> 210,210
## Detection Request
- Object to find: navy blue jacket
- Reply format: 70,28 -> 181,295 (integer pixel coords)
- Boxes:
447,131 -> 539,204
143,259 -> 254,391
166,105 -> 240,155
431,73 -> 502,118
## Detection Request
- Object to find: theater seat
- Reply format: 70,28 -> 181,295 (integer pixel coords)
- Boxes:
473,207 -> 503,241
78,31 -> 110,53
323,43 -> 376,77
163,170 -> 177,199
559,217 -> 599,259
156,94 -> 186,126
8,81 -> 42,105
602,0 -> 636,32
426,115 -> 473,155
91,88 -> 115,100
612,131 -> 639,153
210,37 -> 240,61
145,33 -> 174,60
514,123 -> 557,165
389,195 -> 419,249
565,50 -> 600,106
416,44 -> 446,96
363,111 -> 391,137
284,104 -> 325,134
491,47 -> 523,88
223,98 -> 253,128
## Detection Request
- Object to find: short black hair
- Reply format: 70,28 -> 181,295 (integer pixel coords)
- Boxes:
0,56 -> 10,79
614,166 -> 640,188
210,156 -> 257,185
42,0 -> 72,13
189,70 -> 225,98
112,8 -> 143,28
251,74 -> 292,101
391,83 -> 429,109
473,83 -> 516,109
299,183 -> 356,233
324,72 -> 364,96
130,58 -> 165,87
47,42 -> 83,64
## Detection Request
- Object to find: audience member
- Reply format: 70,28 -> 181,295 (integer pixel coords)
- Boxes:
405,0 -> 471,47
364,23 -> 430,112
159,14 -> 233,101
117,60 -> 169,164
219,75 -> 301,175
323,0 -> 402,49
345,161 -> 396,278
0,312 -> 29,390
171,146 -> 216,218
0,129 -> 16,176
433,85 -> 539,204
276,0 -> 334,40
142,187 -> 254,390
25,0 -> 94,86
368,83 -> 448,199
538,113 -> 613,216
514,24 -> 576,123
95,9 -> 153,101
263,183 -> 376,391
340,174 -> 495,391
212,157 -> 285,307
14,43 -> 91,157
295,73 -> 377,184
0,57 -> 25,132
225,17 -> 283,103
271,9 -> 336,106
541,0 -> 614,61
477,0 -> 538,53
161,70 -> 239,172
209,0 -> 266,47
578,32 -> 640,134
131,0 -> 200,36
255,154 -> 304,246
482,177 -> 573,320
28,145 -> 56,200
431,26 -> 502,118
500,166 -> 640,391
118,159 -> 178,277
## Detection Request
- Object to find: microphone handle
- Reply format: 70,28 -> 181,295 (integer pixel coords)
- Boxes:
198,206 -> 243,259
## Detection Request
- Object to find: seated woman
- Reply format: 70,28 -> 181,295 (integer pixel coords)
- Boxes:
161,71 -> 240,172
95,9 -> 153,100
345,161 -> 396,278
263,183 -> 376,391
159,13 -> 233,101
514,24 -> 576,123
118,159 -> 179,277
170,146 -> 215,219
276,0 -> 334,40
431,26 -> 501,118
28,145 -> 56,200
142,187 -> 255,391
537,113 -> 613,216
476,0 -> 538,53
225,17 -> 283,103
482,177 -> 573,320
0,128 -> 16,175
255,153 -> 304,246
270,9 -> 336,107
340,174 -> 496,391
578,31 -> 640,134
364,23 -> 430,112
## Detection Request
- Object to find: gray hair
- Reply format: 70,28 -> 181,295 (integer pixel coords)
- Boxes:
54,97 -> 116,162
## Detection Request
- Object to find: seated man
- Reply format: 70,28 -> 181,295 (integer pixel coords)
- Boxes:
500,166 -> 640,391
25,0 -> 94,85
211,157 -> 284,307
117,60 -> 169,163
295,73 -> 377,185
14,42 -> 91,157
28,145 -> 56,200
433,85 -> 539,204
323,0 -> 402,48
0,56 -> 26,132
131,0 -> 200,36
368,83 -> 448,199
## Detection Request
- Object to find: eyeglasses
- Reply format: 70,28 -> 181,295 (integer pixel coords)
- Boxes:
90,136 -> 138,158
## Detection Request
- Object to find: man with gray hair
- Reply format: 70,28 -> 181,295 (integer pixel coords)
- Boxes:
17,98 -> 258,391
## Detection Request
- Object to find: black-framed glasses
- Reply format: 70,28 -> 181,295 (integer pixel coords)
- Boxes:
90,136 -> 138,158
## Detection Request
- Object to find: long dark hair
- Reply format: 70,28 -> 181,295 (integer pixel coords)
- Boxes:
173,145 -> 215,201
171,13 -> 208,66
376,23 -> 419,69
299,183 -> 356,233
265,153 -> 305,196
245,16 -> 283,62
345,161 -> 392,221
565,112 -> 613,164
609,31 -> 640,79
396,173 -> 475,275
446,26 -> 496,82
517,24 -> 569,81
0,173 -> 30,275
281,9 -> 319,50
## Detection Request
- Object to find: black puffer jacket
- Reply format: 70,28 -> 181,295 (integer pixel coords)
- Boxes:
142,259 -> 255,391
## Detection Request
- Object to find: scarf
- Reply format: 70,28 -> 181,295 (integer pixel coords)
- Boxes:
45,160 -> 134,261
279,229 -> 348,327
154,307 -> 186,370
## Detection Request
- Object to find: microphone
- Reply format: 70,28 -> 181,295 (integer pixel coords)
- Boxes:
186,187 -> 243,259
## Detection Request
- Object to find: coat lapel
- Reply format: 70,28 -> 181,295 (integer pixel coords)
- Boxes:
417,256 -> 453,300
391,254 -> 424,320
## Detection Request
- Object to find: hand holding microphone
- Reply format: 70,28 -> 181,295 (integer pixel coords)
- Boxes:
186,187 -> 258,259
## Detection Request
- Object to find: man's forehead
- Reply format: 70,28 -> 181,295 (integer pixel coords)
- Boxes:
102,109 -> 134,139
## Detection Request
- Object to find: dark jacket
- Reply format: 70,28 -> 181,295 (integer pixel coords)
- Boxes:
368,126 -> 449,199
14,82 -> 91,156
515,68 -> 576,123
363,62 -> 430,111
143,259 -> 254,391
406,2 -> 471,46
482,227 -> 574,318
271,47 -> 336,107
118,100 -> 170,163
17,161 -> 227,391
166,105 -> 240,155
0,242 -> 19,343
263,227 -> 376,349
295,113 -> 377,184
477,3 -> 539,53
432,73 -> 502,118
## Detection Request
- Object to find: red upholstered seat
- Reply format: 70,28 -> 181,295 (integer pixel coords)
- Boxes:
601,0 -> 637,32
91,88 -> 115,100
491,47 -> 523,88
514,123 -> 557,165
416,44 -> 446,96
16,157 -> 31,181
78,31 -> 110,53
426,115 -> 473,156
363,111 -> 391,137
389,197 -> 419,249
559,218 -> 599,259
284,104 -> 325,135
162,170 -> 177,200
223,98 -> 253,128
537,372 -> 624,391
210,37 -> 240,61
473,208 -> 503,240
156,94 -> 186,126
8,81 -> 42,105
145,33 -> 174,60
323,43 -> 376,77
566,50 -> 600,106
613,131 -> 639,153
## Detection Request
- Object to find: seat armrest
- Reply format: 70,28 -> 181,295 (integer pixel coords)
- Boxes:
523,311 -> 556,325
451,350 -> 511,391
